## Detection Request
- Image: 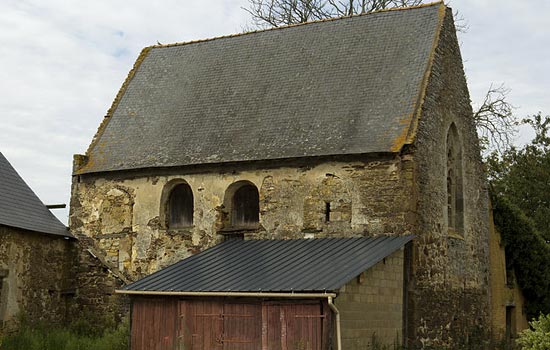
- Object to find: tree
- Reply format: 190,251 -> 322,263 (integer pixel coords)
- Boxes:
244,0 -> 423,28
487,113 -> 550,242
491,193 -> 550,319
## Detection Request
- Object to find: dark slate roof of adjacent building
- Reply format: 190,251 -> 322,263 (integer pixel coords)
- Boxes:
77,3 -> 445,174
122,236 -> 413,293
0,152 -> 72,238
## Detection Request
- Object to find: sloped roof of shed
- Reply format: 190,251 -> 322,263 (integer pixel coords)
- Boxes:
0,152 -> 72,238
121,236 -> 413,293
77,2 -> 446,174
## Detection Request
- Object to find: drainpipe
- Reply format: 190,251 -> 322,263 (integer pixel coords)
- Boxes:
327,296 -> 342,350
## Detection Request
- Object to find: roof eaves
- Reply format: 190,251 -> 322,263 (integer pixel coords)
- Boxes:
0,220 -> 73,239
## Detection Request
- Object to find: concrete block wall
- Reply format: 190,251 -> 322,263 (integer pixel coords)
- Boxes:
336,249 -> 404,349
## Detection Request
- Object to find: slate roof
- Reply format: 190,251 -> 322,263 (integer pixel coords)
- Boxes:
121,236 -> 413,293
77,3 -> 445,174
0,152 -> 72,238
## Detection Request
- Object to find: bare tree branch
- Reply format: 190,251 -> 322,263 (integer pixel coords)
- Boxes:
473,83 -> 518,154
244,0 -> 423,28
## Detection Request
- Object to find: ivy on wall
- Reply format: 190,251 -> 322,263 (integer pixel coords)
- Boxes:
491,193 -> 550,320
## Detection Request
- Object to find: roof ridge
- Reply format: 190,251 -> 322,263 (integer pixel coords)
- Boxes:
149,1 -> 445,50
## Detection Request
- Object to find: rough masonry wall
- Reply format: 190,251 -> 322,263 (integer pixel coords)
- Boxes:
336,249 -> 404,349
410,8 -> 491,348
72,234 -> 130,324
70,155 -> 415,281
0,226 -> 75,334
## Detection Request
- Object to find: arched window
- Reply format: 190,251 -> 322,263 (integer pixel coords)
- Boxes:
446,124 -> 464,235
225,181 -> 259,228
167,183 -> 194,228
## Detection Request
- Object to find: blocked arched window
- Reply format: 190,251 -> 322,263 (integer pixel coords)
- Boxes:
446,123 -> 464,235
167,183 -> 194,228
226,182 -> 259,228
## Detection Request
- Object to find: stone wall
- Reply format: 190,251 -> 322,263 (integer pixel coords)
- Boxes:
0,225 -> 75,334
409,8 -> 491,348
336,249 -> 404,349
70,154 -> 415,281
72,234 -> 130,324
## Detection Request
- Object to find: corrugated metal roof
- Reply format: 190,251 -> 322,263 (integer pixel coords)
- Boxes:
123,236 -> 413,293
77,3 -> 445,174
0,152 -> 72,238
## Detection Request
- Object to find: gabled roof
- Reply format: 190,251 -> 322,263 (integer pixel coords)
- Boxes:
77,2 -> 446,174
121,236 -> 413,293
0,152 -> 72,238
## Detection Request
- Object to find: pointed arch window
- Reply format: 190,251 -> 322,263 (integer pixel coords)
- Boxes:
446,124 -> 464,235
167,183 -> 194,228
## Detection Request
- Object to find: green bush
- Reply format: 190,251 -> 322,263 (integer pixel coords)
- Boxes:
516,314 -> 550,350
0,317 -> 129,350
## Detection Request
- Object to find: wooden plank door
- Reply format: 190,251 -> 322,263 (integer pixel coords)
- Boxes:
179,299 -> 224,350
178,299 -> 326,350
131,298 -> 179,350
281,303 -> 324,350
222,302 -> 262,350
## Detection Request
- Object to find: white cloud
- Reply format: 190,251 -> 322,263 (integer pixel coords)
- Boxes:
0,0 -> 250,223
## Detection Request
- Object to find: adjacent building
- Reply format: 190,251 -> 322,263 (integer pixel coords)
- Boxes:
0,152 -> 74,334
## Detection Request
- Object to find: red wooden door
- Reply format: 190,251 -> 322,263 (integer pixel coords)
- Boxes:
282,304 -> 324,350
222,302 -> 261,349
179,299 -> 223,349
178,299 -> 325,350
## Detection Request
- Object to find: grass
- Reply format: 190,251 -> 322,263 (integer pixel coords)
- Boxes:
0,317 -> 129,350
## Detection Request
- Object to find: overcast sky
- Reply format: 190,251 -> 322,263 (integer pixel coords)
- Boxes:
1,0 -> 549,225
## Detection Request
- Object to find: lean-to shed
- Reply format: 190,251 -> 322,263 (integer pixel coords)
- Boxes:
118,236 -> 413,350
0,152 -> 74,333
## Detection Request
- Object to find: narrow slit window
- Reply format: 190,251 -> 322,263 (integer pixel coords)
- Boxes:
325,202 -> 331,222
446,124 -> 464,235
